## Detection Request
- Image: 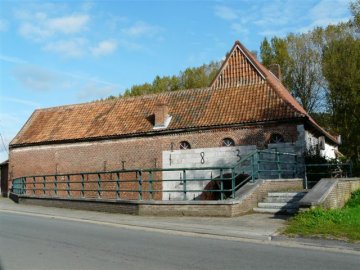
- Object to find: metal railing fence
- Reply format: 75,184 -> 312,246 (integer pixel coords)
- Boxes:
11,150 -> 299,201
304,163 -> 352,189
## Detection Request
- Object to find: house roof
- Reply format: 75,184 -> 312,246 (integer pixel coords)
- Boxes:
10,41 -> 338,147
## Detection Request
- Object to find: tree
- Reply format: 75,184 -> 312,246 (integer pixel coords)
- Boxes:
350,0 -> 360,29
152,75 -> 180,93
123,83 -> 153,97
322,37 -> 360,163
260,34 -> 324,113
260,38 -> 272,67
285,33 -> 325,113
260,37 -> 291,82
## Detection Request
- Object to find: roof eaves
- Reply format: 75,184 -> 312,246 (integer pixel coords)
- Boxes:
306,116 -> 339,145
10,117 -> 306,149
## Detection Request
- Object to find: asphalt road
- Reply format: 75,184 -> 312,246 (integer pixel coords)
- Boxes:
0,212 -> 359,270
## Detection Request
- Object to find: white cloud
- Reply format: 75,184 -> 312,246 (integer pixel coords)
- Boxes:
231,23 -> 249,36
77,83 -> 116,100
48,14 -> 89,34
106,15 -> 128,31
43,38 -> 87,58
18,12 -> 89,41
19,22 -> 51,41
0,54 -> 28,64
214,0 -> 352,39
118,40 -> 145,51
12,66 -> 60,91
300,0 -> 351,32
0,19 -> 8,32
1,96 -> 40,107
91,40 -> 117,57
214,5 -> 238,20
81,1 -> 94,12
122,21 -> 161,37
11,63 -> 119,94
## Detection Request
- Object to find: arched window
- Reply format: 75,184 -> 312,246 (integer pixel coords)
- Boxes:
179,141 -> 191,150
222,138 -> 235,147
268,133 -> 285,144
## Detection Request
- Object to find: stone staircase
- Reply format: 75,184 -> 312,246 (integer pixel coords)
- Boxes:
253,191 -> 307,214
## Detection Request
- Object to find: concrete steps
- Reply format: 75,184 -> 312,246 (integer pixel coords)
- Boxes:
253,192 -> 307,214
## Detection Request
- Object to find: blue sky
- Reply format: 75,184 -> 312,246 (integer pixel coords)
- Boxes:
0,0 -> 352,162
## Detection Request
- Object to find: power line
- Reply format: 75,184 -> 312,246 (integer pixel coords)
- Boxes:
0,132 -> 8,154
0,120 -> 9,154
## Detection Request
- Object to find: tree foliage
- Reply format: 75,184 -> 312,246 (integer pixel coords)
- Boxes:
117,61 -> 221,98
350,0 -> 360,29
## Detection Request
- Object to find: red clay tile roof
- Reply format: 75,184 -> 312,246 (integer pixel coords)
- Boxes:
10,41 -> 338,147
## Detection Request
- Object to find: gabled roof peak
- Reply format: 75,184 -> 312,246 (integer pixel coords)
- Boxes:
211,41 -> 265,89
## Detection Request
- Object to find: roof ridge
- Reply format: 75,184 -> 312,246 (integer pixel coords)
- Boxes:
38,86 -> 213,111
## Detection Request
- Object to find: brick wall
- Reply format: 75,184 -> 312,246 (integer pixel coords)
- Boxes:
9,123 -> 300,200
299,178 -> 360,210
322,178 -> 360,209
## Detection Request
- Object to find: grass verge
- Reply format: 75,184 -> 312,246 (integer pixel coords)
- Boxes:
284,189 -> 360,242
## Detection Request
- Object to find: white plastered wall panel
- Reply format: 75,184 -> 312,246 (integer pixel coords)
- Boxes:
162,145 -> 256,200
305,130 -> 337,159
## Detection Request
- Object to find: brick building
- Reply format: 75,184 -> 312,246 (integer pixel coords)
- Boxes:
8,41 -> 339,200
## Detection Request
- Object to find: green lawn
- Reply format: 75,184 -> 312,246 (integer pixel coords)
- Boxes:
284,189 -> 360,242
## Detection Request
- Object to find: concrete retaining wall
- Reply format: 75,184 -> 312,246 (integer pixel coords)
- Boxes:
299,178 -> 360,209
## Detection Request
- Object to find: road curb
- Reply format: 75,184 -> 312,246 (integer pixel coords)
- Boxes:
271,235 -> 360,253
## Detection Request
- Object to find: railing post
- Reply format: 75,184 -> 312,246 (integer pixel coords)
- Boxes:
220,169 -> 224,200
149,171 -> 153,200
43,176 -> 46,195
97,174 -> 101,198
21,177 -> 25,195
277,151 -> 281,178
33,177 -> 36,195
54,175 -> 57,196
257,151 -> 260,179
349,163 -> 353,177
231,168 -> 235,199
67,175 -> 71,197
251,153 -> 256,182
183,170 -> 187,200
81,174 -> 85,197
116,172 -> 120,199
304,165 -> 308,189
138,171 -> 142,200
